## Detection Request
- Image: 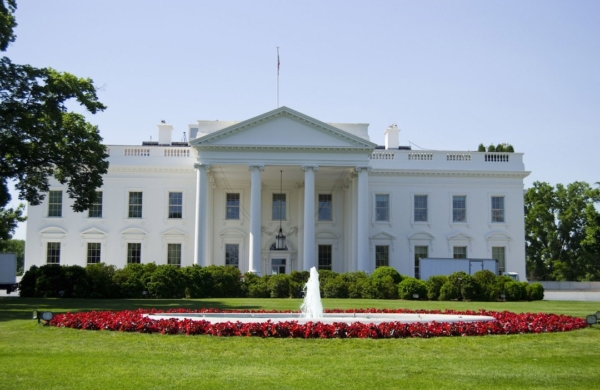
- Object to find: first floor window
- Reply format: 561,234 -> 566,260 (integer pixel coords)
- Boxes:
318,194 -> 332,221
453,246 -> 467,259
375,245 -> 389,268
168,192 -> 183,219
128,192 -> 143,218
47,242 -> 61,264
414,246 -> 428,279
491,196 -> 505,223
127,243 -> 141,263
414,195 -> 428,222
48,190 -> 63,217
167,243 -> 182,267
271,258 -> 286,275
375,194 -> 389,222
225,244 -> 239,268
452,195 -> 466,222
318,245 -> 332,270
88,191 -> 103,218
87,243 -> 101,264
272,193 -> 286,220
492,246 -> 506,275
226,193 -> 240,219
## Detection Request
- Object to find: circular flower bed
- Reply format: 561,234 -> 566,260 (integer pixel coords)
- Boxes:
49,308 -> 587,339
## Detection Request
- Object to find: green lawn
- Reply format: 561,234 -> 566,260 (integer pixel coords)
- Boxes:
1,298 -> 599,389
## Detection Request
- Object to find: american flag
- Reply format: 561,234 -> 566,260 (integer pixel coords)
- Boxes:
277,53 -> 280,76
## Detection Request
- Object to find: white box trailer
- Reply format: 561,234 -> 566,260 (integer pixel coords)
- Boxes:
0,253 -> 19,294
420,258 -> 498,281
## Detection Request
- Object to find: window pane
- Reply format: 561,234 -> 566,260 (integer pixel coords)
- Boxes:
87,243 -> 101,264
492,246 -> 506,275
128,192 -> 143,218
88,191 -> 103,218
414,195 -> 428,222
272,193 -> 286,220
271,258 -> 286,275
168,192 -> 183,219
46,242 -> 61,264
226,193 -> 240,219
167,243 -> 182,267
225,244 -> 239,268
318,245 -> 332,270
375,194 -> 389,222
375,245 -> 389,268
414,246 -> 428,279
48,190 -> 63,217
491,196 -> 505,222
127,243 -> 141,263
452,195 -> 466,222
318,194 -> 332,221
453,246 -> 467,259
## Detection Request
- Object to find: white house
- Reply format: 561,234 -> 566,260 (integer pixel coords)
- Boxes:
24,106 -> 529,279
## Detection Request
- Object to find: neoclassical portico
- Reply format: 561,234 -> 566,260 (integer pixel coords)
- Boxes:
189,106 -> 377,275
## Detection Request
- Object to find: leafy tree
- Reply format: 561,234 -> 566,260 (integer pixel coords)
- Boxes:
0,1 -> 108,242
525,181 -> 600,281
477,143 -> 486,152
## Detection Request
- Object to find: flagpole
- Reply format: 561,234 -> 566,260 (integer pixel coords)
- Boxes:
276,46 -> 280,108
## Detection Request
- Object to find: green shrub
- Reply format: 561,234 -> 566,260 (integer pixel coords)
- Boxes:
317,269 -> 338,296
288,270 -> 310,298
323,276 -> 348,298
504,281 -> 522,301
473,270 -> 499,301
267,274 -> 290,298
86,263 -> 119,298
180,265 -> 212,298
458,274 -> 483,301
113,264 -> 148,298
35,264 -> 68,297
527,282 -> 545,300
362,275 -> 398,299
248,279 -> 270,298
147,265 -> 186,298
204,265 -> 243,297
19,265 -> 39,297
519,282 -> 529,301
426,275 -> 448,300
398,277 -> 427,300
439,281 -> 459,301
371,266 -> 402,284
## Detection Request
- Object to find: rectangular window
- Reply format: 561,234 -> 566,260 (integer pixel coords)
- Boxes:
48,190 -> 63,217
318,194 -> 332,221
271,258 -> 286,275
168,192 -> 183,219
491,196 -> 505,223
492,246 -> 506,275
167,243 -> 182,267
452,195 -> 466,222
272,193 -> 286,221
375,194 -> 389,222
46,242 -> 61,264
414,246 -> 428,279
225,244 -> 239,268
453,246 -> 467,259
127,243 -> 141,264
414,195 -> 428,222
88,191 -> 103,218
128,192 -> 143,218
375,245 -> 389,268
87,243 -> 101,264
318,245 -> 332,270
226,193 -> 240,220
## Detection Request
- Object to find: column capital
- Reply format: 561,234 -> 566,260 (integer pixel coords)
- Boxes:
248,164 -> 265,171
355,166 -> 372,173
302,165 -> 319,172
194,163 -> 211,172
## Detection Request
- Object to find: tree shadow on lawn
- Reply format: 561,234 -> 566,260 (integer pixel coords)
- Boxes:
0,298 -> 263,322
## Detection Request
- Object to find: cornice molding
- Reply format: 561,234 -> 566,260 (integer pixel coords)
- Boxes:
370,170 -> 531,179
108,167 -> 196,173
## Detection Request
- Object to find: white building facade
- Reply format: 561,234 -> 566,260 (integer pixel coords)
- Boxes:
25,107 -> 529,279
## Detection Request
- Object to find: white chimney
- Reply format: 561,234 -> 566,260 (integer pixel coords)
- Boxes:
157,122 -> 173,145
384,124 -> 400,150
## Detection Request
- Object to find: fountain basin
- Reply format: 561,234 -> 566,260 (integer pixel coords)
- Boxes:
146,312 -> 496,325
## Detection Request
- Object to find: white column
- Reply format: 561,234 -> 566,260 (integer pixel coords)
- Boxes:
356,166 -> 370,272
343,178 -> 352,273
351,172 -> 358,271
296,183 -> 305,271
194,163 -> 210,266
302,165 -> 318,271
248,165 -> 264,275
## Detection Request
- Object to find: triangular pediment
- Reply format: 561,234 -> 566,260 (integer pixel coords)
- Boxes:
81,228 -> 107,238
370,232 -> 397,240
447,232 -> 472,241
191,106 -> 376,151
161,228 -> 187,237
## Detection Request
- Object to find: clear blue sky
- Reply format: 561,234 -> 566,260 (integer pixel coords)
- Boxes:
6,0 -> 600,239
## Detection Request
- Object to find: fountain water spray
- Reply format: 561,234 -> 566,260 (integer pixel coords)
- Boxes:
300,267 -> 323,318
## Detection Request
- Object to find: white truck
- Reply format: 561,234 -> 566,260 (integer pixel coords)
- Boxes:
0,253 -> 19,294
419,258 -> 498,280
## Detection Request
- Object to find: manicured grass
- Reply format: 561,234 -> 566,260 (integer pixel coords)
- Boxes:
1,298 -> 599,389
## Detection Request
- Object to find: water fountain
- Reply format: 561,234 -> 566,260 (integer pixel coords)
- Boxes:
146,267 -> 495,325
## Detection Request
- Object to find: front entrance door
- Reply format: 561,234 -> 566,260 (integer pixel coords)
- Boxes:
272,258 -> 286,275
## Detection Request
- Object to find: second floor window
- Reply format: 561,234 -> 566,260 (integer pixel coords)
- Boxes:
272,193 -> 286,220
453,195 -> 466,222
128,192 -> 143,218
414,195 -> 428,222
491,196 -> 505,222
48,190 -> 62,217
226,193 -> 240,219
375,194 -> 389,222
88,191 -> 103,218
168,192 -> 183,219
318,194 -> 332,221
